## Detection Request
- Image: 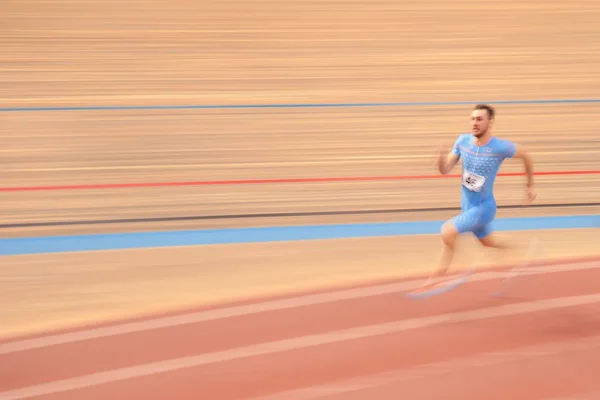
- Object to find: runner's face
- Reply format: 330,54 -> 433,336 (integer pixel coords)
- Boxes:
471,109 -> 491,137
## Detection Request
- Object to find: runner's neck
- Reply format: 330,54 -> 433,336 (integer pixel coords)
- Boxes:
473,134 -> 493,147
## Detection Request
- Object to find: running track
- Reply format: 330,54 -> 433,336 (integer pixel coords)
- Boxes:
2,258 -> 600,400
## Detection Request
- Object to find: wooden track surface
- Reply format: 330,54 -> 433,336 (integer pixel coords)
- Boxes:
3,0 -> 600,107
4,104 -> 600,237
2,0 -> 600,337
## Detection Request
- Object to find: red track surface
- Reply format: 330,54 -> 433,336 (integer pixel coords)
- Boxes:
3,260 -> 600,399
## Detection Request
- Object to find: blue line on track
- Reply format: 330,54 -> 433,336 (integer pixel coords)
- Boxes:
1,215 -> 598,256
2,98 -> 600,112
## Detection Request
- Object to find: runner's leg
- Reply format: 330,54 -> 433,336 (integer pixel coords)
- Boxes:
433,220 -> 460,278
429,204 -> 487,280
474,201 -> 535,270
477,227 -> 510,249
478,228 -> 530,264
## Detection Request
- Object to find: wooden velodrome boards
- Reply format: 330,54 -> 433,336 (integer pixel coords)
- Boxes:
1,0 -> 599,336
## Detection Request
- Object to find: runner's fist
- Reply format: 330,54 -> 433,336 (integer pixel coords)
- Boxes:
525,185 -> 537,204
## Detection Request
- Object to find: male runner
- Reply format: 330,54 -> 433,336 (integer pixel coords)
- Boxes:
430,104 -> 537,282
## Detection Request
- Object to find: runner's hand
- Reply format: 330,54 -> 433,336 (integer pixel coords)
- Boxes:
525,185 -> 537,204
436,146 -> 447,159
436,146 -> 448,171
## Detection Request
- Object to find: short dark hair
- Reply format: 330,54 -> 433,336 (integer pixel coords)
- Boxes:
473,104 -> 495,120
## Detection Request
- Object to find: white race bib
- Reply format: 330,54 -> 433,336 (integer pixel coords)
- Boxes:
462,170 -> 486,192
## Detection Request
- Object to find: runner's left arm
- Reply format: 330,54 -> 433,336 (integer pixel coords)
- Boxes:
513,144 -> 537,203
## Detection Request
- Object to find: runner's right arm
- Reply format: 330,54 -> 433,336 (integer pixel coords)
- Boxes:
437,149 -> 460,175
437,136 -> 462,175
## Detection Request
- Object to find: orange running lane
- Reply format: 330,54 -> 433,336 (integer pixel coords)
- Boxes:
2,260 -> 600,400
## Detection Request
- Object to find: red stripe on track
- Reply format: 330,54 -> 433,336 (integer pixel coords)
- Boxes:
3,262 -> 600,399
315,341 -> 600,400
2,267 -> 599,389
2,170 -> 600,192
3,255 -> 598,345
35,307 -> 600,400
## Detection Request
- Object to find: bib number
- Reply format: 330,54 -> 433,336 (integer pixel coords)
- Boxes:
462,170 -> 486,192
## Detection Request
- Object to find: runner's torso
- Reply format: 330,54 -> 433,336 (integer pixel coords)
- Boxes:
451,134 -> 517,207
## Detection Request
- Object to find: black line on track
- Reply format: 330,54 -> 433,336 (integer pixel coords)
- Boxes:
3,202 -> 599,229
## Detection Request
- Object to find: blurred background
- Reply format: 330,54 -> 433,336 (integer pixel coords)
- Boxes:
2,0 -> 600,341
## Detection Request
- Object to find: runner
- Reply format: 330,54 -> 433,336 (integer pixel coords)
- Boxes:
425,104 -> 537,286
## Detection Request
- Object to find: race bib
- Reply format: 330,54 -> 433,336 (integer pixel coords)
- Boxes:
462,170 -> 486,192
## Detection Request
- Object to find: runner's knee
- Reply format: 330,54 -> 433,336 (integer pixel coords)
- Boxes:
441,221 -> 459,247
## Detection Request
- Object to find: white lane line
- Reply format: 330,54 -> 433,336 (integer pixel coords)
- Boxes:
249,335 -> 600,400
2,293 -> 600,400
1,260 -> 599,355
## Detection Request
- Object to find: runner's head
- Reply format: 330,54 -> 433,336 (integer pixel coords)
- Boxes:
471,104 -> 495,138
